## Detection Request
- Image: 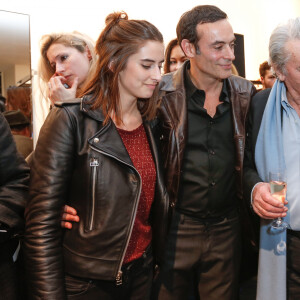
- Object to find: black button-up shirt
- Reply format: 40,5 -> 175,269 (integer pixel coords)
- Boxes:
176,64 -> 237,219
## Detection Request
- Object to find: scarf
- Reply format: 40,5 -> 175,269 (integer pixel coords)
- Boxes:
255,80 -> 288,300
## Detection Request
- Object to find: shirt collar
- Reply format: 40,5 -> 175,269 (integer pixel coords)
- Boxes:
281,84 -> 288,105
184,61 -> 229,103
281,83 -> 294,113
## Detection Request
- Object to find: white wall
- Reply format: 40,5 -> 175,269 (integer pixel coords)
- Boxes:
15,64 -> 30,85
3,0 -> 300,78
1,0 -> 300,142
1,65 -> 15,97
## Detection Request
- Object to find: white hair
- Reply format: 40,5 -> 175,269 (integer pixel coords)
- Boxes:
269,17 -> 300,74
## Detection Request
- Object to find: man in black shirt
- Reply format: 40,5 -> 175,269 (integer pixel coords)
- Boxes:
155,5 -> 256,300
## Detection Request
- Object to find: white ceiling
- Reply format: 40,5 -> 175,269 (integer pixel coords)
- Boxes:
0,10 -> 30,71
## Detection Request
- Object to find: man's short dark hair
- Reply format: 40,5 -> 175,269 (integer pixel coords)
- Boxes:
259,61 -> 271,77
176,5 -> 227,49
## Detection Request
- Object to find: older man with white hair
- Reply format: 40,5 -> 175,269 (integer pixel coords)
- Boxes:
244,17 -> 300,300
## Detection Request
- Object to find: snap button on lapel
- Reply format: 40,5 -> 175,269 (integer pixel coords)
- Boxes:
94,138 -> 99,143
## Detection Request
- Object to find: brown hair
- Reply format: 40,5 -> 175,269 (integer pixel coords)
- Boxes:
6,86 -> 32,120
164,38 -> 179,74
259,61 -> 271,77
81,12 -> 163,125
176,5 -> 227,51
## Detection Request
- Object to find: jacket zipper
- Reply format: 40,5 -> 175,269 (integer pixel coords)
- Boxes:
90,145 -> 142,285
88,158 -> 99,231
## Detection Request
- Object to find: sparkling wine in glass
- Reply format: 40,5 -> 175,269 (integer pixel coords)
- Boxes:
269,171 -> 288,230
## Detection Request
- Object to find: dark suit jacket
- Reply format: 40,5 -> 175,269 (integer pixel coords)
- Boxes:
242,88 -> 272,249
243,88 -> 271,205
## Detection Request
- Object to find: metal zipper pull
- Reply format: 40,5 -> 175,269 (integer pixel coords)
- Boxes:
87,158 -> 99,231
90,158 -> 99,167
115,270 -> 123,286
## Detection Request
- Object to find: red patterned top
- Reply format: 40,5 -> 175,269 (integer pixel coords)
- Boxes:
117,123 -> 156,264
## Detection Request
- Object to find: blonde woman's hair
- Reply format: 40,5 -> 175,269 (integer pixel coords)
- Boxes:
38,31 -> 97,99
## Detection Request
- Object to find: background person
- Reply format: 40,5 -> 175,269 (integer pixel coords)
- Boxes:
37,31 -> 97,226
6,86 -> 32,121
0,112 -> 29,300
231,63 -> 239,75
24,12 -> 168,300
163,38 -> 188,74
0,95 -> 6,112
259,60 -> 276,89
3,109 -> 33,159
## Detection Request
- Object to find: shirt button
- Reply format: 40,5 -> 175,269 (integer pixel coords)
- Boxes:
209,121 -> 214,125
94,138 -> 99,143
170,202 -> 175,208
209,149 -> 215,155
210,181 -> 216,187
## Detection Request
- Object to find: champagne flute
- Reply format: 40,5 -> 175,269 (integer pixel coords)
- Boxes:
269,171 -> 288,230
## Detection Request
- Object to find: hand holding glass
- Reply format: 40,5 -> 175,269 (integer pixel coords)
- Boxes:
269,171 -> 288,230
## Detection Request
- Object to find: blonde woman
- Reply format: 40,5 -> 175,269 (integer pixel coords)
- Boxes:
38,31 -> 97,104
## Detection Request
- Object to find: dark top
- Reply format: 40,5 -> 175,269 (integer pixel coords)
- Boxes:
0,113 -> 29,258
243,88 -> 271,205
176,65 -> 237,219
0,101 -> 5,113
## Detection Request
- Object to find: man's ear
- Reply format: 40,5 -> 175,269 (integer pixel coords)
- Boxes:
181,39 -> 196,58
273,65 -> 285,82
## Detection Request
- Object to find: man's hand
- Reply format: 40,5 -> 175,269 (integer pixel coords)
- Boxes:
61,205 -> 80,229
252,182 -> 288,219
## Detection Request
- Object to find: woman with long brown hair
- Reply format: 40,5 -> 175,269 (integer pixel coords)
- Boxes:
24,12 -> 168,300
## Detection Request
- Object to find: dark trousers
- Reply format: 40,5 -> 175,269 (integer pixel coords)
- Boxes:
65,246 -> 153,300
287,230 -> 300,300
153,210 -> 241,300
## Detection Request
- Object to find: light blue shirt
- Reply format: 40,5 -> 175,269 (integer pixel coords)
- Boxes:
282,88 -> 300,230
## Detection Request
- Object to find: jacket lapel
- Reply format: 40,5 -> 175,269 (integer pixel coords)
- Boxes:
81,97 -> 134,167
